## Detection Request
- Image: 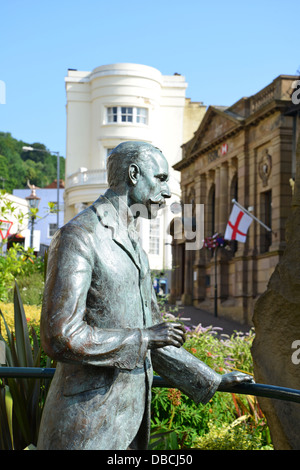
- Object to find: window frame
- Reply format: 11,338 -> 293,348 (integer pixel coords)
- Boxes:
107,107 -> 118,123
106,106 -> 148,125
149,217 -> 160,255
48,223 -> 58,239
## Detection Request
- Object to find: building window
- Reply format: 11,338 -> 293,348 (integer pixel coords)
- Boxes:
121,107 -> 133,122
48,223 -> 58,238
209,184 -> 215,235
107,107 -> 118,123
149,218 -> 160,255
106,106 -> 148,125
260,190 -> 272,253
136,107 -> 148,124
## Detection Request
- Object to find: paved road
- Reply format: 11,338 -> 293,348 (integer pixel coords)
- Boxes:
170,304 -> 253,337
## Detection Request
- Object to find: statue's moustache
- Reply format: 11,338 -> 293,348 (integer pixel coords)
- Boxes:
149,197 -> 165,208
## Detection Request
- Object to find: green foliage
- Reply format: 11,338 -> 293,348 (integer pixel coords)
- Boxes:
150,308 -> 273,450
0,244 -> 38,303
8,271 -> 45,306
0,132 -> 65,192
0,189 -> 47,304
184,324 -> 254,375
4,253 -> 45,306
0,283 -> 53,450
0,189 -> 28,230
194,416 -> 273,450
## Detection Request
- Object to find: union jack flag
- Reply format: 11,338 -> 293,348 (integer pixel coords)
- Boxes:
203,233 -> 225,250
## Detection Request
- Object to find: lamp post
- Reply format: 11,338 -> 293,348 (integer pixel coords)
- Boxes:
22,146 -> 60,230
25,186 -> 40,249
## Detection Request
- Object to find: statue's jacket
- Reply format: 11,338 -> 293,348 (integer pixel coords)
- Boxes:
38,190 -> 221,450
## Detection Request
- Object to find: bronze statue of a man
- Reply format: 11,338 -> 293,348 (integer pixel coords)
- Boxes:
37,141 -> 252,450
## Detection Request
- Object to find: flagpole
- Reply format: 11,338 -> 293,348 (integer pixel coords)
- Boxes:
231,199 -> 273,233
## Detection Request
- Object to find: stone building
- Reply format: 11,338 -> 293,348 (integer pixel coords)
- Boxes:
64,63 -> 205,273
170,75 -> 298,324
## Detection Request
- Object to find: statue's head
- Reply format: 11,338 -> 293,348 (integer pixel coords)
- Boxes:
107,141 -> 171,219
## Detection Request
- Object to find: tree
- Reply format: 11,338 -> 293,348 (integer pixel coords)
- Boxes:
0,132 -> 65,191
0,155 -> 9,189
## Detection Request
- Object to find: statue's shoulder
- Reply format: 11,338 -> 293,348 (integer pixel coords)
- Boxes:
62,197 -> 113,235
52,196 -> 116,249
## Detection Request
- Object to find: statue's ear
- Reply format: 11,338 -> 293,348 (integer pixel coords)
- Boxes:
128,163 -> 140,185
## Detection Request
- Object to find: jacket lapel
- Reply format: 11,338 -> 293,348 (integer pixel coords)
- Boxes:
92,195 -> 142,272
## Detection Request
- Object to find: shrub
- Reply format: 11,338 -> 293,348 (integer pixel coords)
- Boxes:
194,416 -> 273,450
150,308 -> 273,450
0,283 -> 53,450
0,244 -> 45,304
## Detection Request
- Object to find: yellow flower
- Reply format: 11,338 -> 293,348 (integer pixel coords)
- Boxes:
0,302 -> 41,339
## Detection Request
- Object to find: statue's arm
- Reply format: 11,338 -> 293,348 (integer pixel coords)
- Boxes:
151,346 -> 221,404
151,344 -> 253,405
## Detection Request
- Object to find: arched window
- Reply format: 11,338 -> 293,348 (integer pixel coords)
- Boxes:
229,173 -> 238,253
230,173 -> 238,203
208,184 -> 215,236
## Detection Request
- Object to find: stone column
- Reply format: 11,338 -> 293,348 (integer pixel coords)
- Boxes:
193,173 -> 207,304
214,166 -> 221,233
233,145 -> 250,322
219,162 -> 229,234
169,242 -> 179,305
217,162 -> 229,302
245,146 -> 258,321
181,247 -> 193,305
179,185 -> 193,306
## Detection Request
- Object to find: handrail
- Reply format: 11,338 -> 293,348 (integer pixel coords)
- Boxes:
1,367 -> 300,404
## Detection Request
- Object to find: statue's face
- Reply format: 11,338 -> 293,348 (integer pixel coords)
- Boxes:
129,151 -> 171,219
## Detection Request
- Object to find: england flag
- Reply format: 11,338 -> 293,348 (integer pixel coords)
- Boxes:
224,203 -> 253,243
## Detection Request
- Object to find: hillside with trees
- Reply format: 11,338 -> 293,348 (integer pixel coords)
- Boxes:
0,132 -> 65,193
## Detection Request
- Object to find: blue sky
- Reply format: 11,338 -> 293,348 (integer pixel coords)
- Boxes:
0,0 -> 299,158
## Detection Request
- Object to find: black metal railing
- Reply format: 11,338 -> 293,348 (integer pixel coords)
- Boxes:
1,367 -> 300,404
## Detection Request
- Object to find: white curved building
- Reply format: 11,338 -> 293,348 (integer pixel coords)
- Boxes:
64,63 -> 205,274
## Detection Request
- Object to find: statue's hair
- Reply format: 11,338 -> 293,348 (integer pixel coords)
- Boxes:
106,141 -> 163,188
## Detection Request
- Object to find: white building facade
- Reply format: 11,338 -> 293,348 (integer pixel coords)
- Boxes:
64,63 -> 205,273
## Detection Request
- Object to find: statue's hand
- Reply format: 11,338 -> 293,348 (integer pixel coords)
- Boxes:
145,322 -> 186,349
218,371 -> 254,391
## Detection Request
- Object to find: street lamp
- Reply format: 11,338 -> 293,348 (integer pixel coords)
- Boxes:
25,186 -> 40,249
22,146 -> 61,230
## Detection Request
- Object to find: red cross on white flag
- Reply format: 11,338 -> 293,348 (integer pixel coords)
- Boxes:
224,203 -> 253,243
